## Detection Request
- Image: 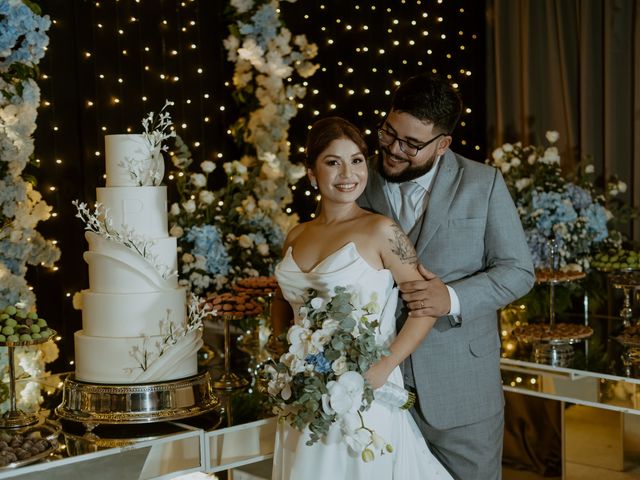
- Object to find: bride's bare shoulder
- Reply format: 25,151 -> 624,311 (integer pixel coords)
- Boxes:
359,211 -> 397,233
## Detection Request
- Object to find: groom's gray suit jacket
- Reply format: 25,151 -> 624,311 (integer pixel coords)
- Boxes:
358,149 -> 535,430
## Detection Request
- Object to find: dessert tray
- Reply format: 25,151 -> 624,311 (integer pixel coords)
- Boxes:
615,324 -> 640,348
0,420 -> 59,470
513,323 -> 594,345
535,269 -> 586,284
205,292 -> 264,317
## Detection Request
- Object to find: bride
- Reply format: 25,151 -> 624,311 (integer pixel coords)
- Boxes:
270,117 -> 453,479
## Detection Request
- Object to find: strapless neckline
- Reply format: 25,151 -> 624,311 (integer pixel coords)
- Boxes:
285,241 -> 390,275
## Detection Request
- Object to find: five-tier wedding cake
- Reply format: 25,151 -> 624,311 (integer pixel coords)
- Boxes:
73,131 -> 202,384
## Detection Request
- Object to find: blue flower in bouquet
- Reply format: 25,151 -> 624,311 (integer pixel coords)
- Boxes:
306,353 -> 332,374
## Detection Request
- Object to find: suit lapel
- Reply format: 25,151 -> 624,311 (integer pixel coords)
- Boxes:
414,151 -> 462,258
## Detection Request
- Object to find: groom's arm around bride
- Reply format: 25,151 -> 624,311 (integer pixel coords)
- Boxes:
358,73 -> 535,480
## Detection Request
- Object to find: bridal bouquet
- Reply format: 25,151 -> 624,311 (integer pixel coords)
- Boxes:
264,287 -> 411,462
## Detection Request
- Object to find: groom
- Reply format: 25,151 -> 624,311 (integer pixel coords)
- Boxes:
358,74 -> 535,479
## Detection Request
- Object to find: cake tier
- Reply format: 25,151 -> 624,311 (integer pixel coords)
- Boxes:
80,288 -> 187,338
85,231 -> 177,293
105,134 -> 163,187
97,186 -> 168,238
74,329 -> 202,384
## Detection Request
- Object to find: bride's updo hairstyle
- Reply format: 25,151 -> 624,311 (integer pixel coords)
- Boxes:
304,116 -> 368,168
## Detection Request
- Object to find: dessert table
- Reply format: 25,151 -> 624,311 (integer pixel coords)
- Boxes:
2,309 -> 640,478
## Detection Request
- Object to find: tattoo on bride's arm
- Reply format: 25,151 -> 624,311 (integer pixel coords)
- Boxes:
389,224 -> 418,264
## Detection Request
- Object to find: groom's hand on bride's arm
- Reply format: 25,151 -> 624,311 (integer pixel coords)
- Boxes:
399,264 -> 451,317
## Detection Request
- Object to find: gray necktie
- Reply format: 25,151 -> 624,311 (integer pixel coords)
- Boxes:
398,182 -> 421,231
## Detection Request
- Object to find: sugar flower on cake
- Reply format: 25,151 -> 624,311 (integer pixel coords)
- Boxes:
73,200 -> 176,280
119,100 -> 176,187
126,294 -> 212,377
487,131 -> 628,272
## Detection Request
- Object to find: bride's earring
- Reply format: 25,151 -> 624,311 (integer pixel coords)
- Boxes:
310,180 -> 318,189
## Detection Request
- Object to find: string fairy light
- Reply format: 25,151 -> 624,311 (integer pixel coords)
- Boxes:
30,0 -> 484,364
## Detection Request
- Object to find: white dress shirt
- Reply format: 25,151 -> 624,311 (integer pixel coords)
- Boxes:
383,155 -> 461,317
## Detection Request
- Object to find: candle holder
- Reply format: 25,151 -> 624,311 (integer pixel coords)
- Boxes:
0,331 -> 57,429
212,315 -> 249,391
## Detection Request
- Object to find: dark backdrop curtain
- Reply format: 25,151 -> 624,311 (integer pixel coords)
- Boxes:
486,0 -> 639,241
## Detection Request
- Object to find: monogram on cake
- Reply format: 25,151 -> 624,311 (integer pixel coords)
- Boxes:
73,105 -> 204,384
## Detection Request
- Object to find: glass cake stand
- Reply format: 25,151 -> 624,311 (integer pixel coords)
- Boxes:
0,331 -> 57,429
212,314 -> 249,391
608,268 -> 640,327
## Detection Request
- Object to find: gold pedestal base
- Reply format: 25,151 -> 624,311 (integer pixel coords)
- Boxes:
212,372 -> 249,391
55,371 -> 218,425
0,409 -> 39,429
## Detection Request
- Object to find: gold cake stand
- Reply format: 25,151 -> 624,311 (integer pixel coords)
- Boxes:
0,330 -> 57,429
212,314 -> 250,391
55,370 -> 218,425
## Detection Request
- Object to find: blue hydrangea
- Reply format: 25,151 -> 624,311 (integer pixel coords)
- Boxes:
238,3 -> 279,49
583,204 -> 609,242
0,1 -> 51,71
243,213 -> 285,247
184,225 -> 232,277
529,190 -> 577,236
565,184 -> 592,210
305,353 -> 332,374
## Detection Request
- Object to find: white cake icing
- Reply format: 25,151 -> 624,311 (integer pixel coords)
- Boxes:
105,134 -> 164,187
74,133 -> 201,384
97,186 -> 169,238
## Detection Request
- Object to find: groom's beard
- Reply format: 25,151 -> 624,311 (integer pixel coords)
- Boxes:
378,147 -> 437,183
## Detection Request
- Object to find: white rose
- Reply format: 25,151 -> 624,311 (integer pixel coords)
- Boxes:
545,130 -> 560,143
618,181 -> 627,193
527,154 -> 537,165
170,203 -> 180,215
515,178 -> 532,191
200,160 -> 216,173
502,143 -> 513,152
183,199 -> 196,213
542,147 -> 560,164
199,190 -> 214,204
191,173 -> 207,188
182,252 -> 194,263
510,157 -> 521,167
585,164 -> 595,174
491,148 -> 505,163
257,243 -> 269,256
169,225 -> 184,237
500,163 -> 511,173
238,234 -> 253,248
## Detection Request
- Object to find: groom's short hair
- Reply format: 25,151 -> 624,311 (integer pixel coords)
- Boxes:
391,74 -> 463,135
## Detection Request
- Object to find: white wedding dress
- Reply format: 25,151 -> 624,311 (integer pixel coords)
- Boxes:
272,242 -> 452,480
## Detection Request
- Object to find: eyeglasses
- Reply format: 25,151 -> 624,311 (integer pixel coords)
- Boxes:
377,127 -> 448,157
